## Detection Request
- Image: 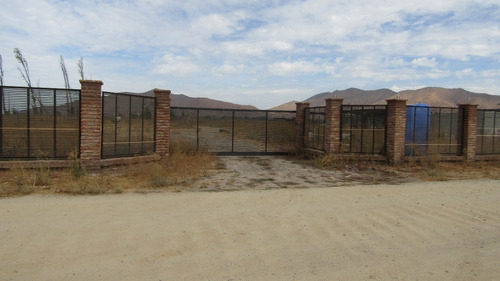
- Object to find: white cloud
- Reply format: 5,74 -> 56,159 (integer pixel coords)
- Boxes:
211,63 -> 246,76
411,57 -> 438,68
268,60 -> 322,76
153,54 -> 200,76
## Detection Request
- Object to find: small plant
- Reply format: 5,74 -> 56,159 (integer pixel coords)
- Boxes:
68,152 -> 86,179
314,153 -> 348,169
13,168 -> 35,195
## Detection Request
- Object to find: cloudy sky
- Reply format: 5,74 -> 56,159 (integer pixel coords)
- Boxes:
1,0 -> 499,109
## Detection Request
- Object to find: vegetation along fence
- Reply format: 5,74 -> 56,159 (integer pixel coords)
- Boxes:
101,92 -> 155,158
170,107 -> 296,155
405,106 -> 461,156
303,107 -> 325,151
477,110 -> 500,155
0,86 -> 80,159
341,105 -> 386,155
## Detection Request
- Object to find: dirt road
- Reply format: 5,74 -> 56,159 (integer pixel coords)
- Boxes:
1,177 -> 499,280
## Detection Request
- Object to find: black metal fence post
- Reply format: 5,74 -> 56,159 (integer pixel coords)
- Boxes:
265,111 -> 268,153
53,89 -> 57,158
231,110 -> 235,153
128,96 -> 132,154
0,86 -> 3,158
196,109 -> 200,151
27,87 -> 31,158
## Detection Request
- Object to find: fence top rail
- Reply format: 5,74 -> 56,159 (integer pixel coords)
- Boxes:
406,105 -> 459,110
102,91 -> 156,99
478,109 -> 500,112
171,106 -> 296,113
342,105 -> 387,108
1,85 -> 81,92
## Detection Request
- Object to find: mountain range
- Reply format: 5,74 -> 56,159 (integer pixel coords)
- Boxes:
130,87 -> 500,111
274,87 -> 500,110
136,90 -> 258,110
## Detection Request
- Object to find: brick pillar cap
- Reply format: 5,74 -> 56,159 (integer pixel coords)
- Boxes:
154,89 -> 172,94
326,98 -> 344,101
79,80 -> 103,85
385,98 -> 407,102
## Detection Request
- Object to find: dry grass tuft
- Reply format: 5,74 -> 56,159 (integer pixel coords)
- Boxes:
0,142 -> 216,197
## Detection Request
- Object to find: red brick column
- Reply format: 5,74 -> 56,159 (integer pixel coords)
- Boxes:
79,80 -> 103,171
324,98 -> 343,154
386,99 -> 407,165
295,102 -> 310,153
154,89 -> 171,157
458,103 -> 478,161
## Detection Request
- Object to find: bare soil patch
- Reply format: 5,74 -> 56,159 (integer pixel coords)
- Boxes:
184,156 -> 417,191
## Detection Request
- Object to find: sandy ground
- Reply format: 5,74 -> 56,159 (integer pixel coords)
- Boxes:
1,158 -> 500,280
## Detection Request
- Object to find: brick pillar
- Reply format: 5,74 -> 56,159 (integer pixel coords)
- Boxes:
154,89 -> 171,157
295,102 -> 310,153
324,98 -> 344,154
386,99 -> 407,165
458,103 -> 478,161
79,80 -> 103,171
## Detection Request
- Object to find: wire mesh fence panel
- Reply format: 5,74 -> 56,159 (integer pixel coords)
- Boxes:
267,111 -> 296,153
198,109 -> 234,153
341,105 -> 386,154
405,106 -> 462,156
55,89 -> 80,158
304,107 -> 325,151
171,107 -> 296,154
0,86 -> 80,159
101,92 -> 155,158
477,110 -> 500,155
233,111 -> 266,153
171,107 -> 199,151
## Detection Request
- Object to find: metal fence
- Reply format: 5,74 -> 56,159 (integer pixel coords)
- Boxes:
477,110 -> 500,155
170,107 -> 296,155
405,106 -> 462,156
0,86 -> 80,159
304,107 -> 325,151
101,92 -> 155,158
341,105 -> 387,154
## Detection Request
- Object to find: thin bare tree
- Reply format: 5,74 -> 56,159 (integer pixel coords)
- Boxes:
13,48 -> 42,111
0,53 -> 6,113
60,55 -> 71,89
77,57 -> 84,80
0,54 -> 3,86
60,55 -> 73,110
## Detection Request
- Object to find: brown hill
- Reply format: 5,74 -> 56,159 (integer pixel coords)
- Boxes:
269,100 -> 300,111
300,87 -> 500,109
306,88 -> 396,107
127,90 -> 257,110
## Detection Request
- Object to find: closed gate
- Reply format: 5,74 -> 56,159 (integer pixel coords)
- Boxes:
171,107 -> 296,155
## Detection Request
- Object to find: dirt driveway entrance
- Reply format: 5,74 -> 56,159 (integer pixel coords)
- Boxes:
183,156 -> 414,191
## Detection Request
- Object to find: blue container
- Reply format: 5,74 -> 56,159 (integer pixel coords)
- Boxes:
405,104 -> 431,156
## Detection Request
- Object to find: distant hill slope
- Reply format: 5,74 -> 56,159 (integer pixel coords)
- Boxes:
269,101 -> 300,111
306,88 -> 397,107
126,90 -> 258,110
300,87 -> 500,109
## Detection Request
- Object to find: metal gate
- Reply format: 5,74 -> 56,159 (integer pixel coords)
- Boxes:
171,107 -> 296,155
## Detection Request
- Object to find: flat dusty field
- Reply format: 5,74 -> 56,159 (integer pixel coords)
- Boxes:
1,177 -> 499,280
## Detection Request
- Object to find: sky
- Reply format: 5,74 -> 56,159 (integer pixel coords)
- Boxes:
0,0 -> 499,109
